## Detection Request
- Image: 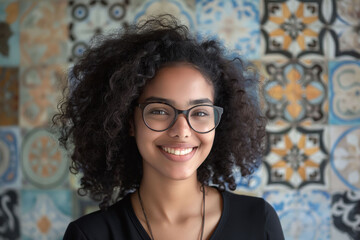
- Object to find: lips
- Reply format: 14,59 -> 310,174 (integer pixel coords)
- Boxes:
158,145 -> 198,162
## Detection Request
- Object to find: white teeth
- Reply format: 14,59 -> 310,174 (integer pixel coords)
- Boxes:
162,147 -> 194,156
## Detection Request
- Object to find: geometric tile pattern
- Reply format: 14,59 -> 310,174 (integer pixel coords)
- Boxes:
67,0 -> 129,63
264,189 -> 331,240
264,126 -> 328,189
19,0 -> 68,65
331,190 -> 360,240
331,126 -> 360,191
0,127 -> 20,187
21,128 -> 68,189
0,189 -> 20,240
19,65 -> 64,128
196,0 -> 260,59
21,190 -> 71,240
0,67 -> 19,126
0,0 -> 20,66
134,0 -> 195,30
262,60 -> 328,126
329,61 -> 360,125
261,0 -> 327,59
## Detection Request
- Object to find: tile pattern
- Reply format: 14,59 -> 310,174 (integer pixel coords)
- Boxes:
264,189 -> 331,240
0,0 -> 20,66
264,126 -> 328,189
68,0 -> 130,62
19,0 -> 68,65
196,0 -> 260,59
0,189 -> 20,239
0,67 -> 18,126
21,128 -> 68,189
329,61 -> 360,125
331,190 -> 360,240
262,60 -> 328,126
21,190 -> 71,240
0,128 -> 20,187
19,65 -> 64,128
261,0 -> 327,59
331,126 -> 360,191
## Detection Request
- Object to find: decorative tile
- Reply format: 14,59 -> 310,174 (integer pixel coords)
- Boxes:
329,61 -> 360,125
0,67 -> 18,126
68,0 -> 130,62
331,190 -> 360,240
19,0 -> 68,65
264,189 -> 331,240
262,60 -> 328,126
264,126 -> 328,189
326,0 -> 360,59
21,190 -> 72,240
21,128 -> 68,189
233,165 -> 267,196
330,126 -> 360,191
0,0 -> 20,66
73,194 -> 99,219
196,0 -> 260,60
132,0 -> 194,29
0,188 -> 20,240
261,0 -> 327,59
19,65 -> 64,127
0,127 -> 20,188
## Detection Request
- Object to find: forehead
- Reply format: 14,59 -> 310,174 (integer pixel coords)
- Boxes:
138,65 -> 214,106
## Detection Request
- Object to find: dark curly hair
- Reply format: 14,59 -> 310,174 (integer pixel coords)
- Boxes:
53,15 -> 266,209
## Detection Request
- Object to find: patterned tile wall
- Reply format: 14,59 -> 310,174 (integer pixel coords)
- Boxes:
0,0 -> 359,239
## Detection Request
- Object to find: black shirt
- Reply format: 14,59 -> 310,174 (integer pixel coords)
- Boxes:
63,190 -> 284,239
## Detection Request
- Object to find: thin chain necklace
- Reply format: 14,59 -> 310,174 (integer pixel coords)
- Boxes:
137,185 -> 206,240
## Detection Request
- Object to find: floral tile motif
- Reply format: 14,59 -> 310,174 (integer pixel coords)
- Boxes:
262,60 -> 328,126
0,127 -> 20,188
132,0 -> 195,29
329,61 -> 360,125
327,0 -> 360,59
264,189 -> 331,240
19,65 -> 64,128
0,188 -> 20,240
196,0 -> 260,59
331,190 -> 360,240
21,128 -> 68,189
19,0 -> 68,65
330,126 -> 360,191
264,126 -> 328,189
21,190 -> 72,240
261,0 -> 327,59
0,67 -> 18,126
68,0 -> 130,62
0,0 -> 20,66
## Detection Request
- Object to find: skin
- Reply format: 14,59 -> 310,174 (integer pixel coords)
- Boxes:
130,64 -> 223,240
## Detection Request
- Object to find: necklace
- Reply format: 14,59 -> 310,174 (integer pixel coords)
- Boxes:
137,185 -> 206,240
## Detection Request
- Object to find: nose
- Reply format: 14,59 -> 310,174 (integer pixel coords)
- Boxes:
167,114 -> 192,138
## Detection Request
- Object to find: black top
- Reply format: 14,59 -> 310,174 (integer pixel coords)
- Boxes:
64,190 -> 284,240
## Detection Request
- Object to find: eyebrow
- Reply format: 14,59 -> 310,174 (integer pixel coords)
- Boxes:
144,97 -> 213,106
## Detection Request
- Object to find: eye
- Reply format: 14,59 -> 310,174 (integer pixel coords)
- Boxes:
191,111 -> 209,117
150,109 -> 168,115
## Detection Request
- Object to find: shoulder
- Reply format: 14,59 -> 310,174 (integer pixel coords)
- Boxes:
63,196 -> 131,240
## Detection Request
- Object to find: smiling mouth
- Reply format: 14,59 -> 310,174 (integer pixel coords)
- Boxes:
161,147 -> 196,156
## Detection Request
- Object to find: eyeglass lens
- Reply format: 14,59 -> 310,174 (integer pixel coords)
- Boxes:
142,103 -> 220,133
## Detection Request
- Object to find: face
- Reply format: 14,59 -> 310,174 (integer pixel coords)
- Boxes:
132,64 -> 215,181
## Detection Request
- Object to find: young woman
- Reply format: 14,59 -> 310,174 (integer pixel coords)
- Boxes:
57,15 -> 284,240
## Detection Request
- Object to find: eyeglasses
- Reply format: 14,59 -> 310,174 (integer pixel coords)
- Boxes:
138,102 -> 223,134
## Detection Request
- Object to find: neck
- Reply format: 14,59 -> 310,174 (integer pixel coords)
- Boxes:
138,172 -> 204,223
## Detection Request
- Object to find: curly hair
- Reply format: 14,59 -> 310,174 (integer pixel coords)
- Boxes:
53,15 -> 267,209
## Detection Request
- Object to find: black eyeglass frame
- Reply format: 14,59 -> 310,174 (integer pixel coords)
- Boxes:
138,102 -> 224,134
